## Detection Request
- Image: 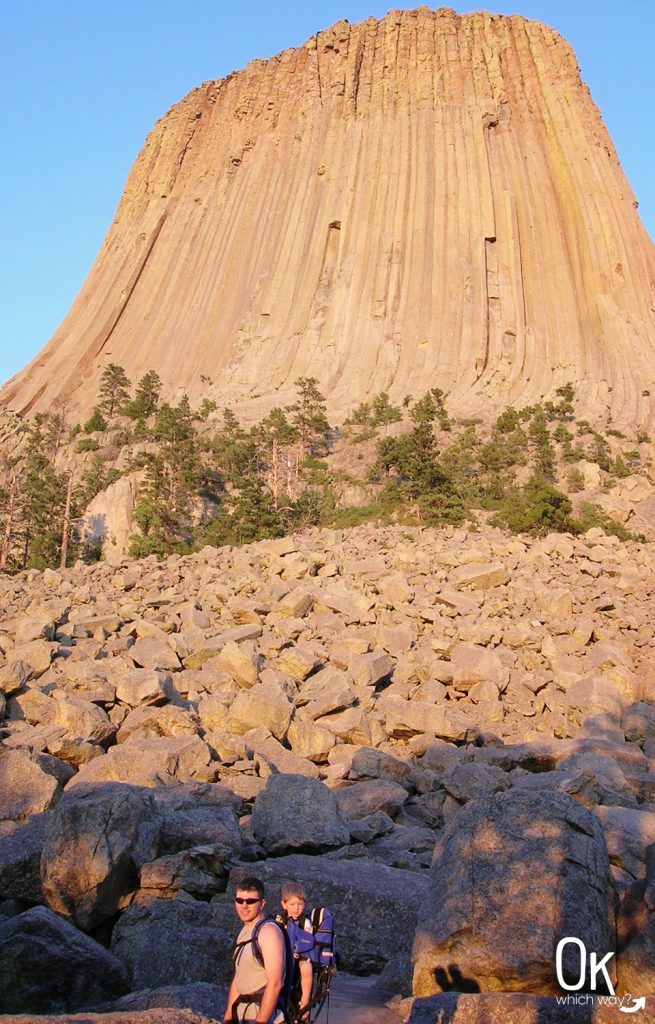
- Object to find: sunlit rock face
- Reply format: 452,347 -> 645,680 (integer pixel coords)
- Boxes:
3,7 -> 655,428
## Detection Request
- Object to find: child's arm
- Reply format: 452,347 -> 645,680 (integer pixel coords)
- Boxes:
299,958 -> 313,1012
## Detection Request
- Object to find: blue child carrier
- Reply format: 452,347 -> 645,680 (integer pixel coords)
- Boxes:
282,907 -> 337,1024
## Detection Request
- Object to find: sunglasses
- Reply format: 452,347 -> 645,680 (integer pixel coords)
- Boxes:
235,897 -> 262,905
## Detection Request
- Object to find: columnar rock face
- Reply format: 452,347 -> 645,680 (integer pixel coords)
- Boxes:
3,8 -> 655,427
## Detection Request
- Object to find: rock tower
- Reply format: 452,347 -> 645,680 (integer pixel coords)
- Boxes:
3,8 -> 655,427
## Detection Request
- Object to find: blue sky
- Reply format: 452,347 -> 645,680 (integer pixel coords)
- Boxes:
1,0 -> 653,388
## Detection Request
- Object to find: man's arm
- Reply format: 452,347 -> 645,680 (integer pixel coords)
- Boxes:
254,921 -> 285,1023
224,976 -> 239,1023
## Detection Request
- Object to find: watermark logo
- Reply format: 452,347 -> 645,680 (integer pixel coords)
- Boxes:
555,938 -> 647,1014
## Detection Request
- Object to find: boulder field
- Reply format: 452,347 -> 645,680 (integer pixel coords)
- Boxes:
1,522 -> 655,1021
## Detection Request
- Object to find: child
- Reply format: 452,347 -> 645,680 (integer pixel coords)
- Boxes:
278,882 -> 314,1020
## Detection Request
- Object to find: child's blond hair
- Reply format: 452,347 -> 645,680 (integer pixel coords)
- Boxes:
281,881 -> 307,901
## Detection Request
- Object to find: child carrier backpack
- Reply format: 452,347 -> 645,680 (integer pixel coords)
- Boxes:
286,907 -> 337,1024
308,907 -> 336,970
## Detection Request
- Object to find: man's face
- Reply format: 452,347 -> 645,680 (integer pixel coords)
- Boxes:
281,895 -> 306,920
235,888 -> 265,925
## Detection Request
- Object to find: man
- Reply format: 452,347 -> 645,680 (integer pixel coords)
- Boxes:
225,876 -> 286,1024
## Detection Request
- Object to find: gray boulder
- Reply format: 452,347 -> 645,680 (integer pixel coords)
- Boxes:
0,906 -> 129,1013
0,1010 -> 217,1023
42,782 -> 160,930
109,982 -> 227,1018
111,899 -> 234,989
413,790 -> 615,996
151,783 -> 242,855
624,701 -> 655,744
0,813 -> 45,904
336,779 -> 409,820
250,774 -> 349,854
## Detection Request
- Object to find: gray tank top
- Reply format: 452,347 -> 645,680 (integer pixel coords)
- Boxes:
234,919 -> 277,996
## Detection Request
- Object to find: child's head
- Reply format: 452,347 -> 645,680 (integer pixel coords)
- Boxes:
281,881 -> 307,920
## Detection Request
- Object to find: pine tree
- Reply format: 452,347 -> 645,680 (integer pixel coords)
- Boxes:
123,370 -> 162,420
98,364 -> 131,418
287,377 -> 331,457
16,450 -> 70,568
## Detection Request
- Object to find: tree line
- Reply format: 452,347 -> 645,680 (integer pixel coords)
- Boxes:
0,368 -> 647,572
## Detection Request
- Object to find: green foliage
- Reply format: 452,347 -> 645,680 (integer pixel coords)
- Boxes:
492,475 -> 574,536
98,364 -> 131,418
544,382 -> 575,421
194,476 -> 283,548
129,394 -> 212,556
611,454 -> 630,479
287,377 -> 331,454
328,503 -> 385,529
566,467 -> 586,493
77,455 -> 121,506
494,407 -> 521,434
591,432 -> 611,473
123,371 -> 161,420
571,502 -> 647,543
371,392 -> 402,426
16,452 -> 73,568
83,408 -> 108,434
528,406 -> 556,480
75,438 -> 100,453
254,407 -> 298,447
410,388 -> 450,430
196,398 -> 217,422
212,408 -> 260,483
345,402 -> 372,426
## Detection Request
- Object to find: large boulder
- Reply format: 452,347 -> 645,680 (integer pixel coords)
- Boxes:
0,906 -> 129,1013
111,899 -> 234,990
224,680 -> 293,740
407,993 -> 654,1023
151,783 -> 243,856
67,735 -> 215,788
109,982 -> 227,1019
42,782 -> 160,930
250,774 -> 349,854
0,1011 -> 217,1024
617,916 -> 655,995
0,747 -> 62,823
593,806 -> 655,877
229,853 -> 429,975
139,845 -> 229,900
413,790 -> 615,996
335,779 -> 409,820
0,813 -> 46,904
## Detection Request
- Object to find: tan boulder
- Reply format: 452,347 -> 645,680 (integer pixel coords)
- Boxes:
215,640 -> 260,688
114,668 -> 175,708
385,700 -> 475,742
225,681 -> 293,740
450,643 -> 506,693
276,644 -> 321,681
450,563 -> 509,591
287,716 -> 336,762
0,748 -> 62,823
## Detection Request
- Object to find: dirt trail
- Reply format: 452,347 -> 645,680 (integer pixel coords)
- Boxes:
315,974 -> 403,1024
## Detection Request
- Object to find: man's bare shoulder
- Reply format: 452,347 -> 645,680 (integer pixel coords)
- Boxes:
258,919 -> 285,947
